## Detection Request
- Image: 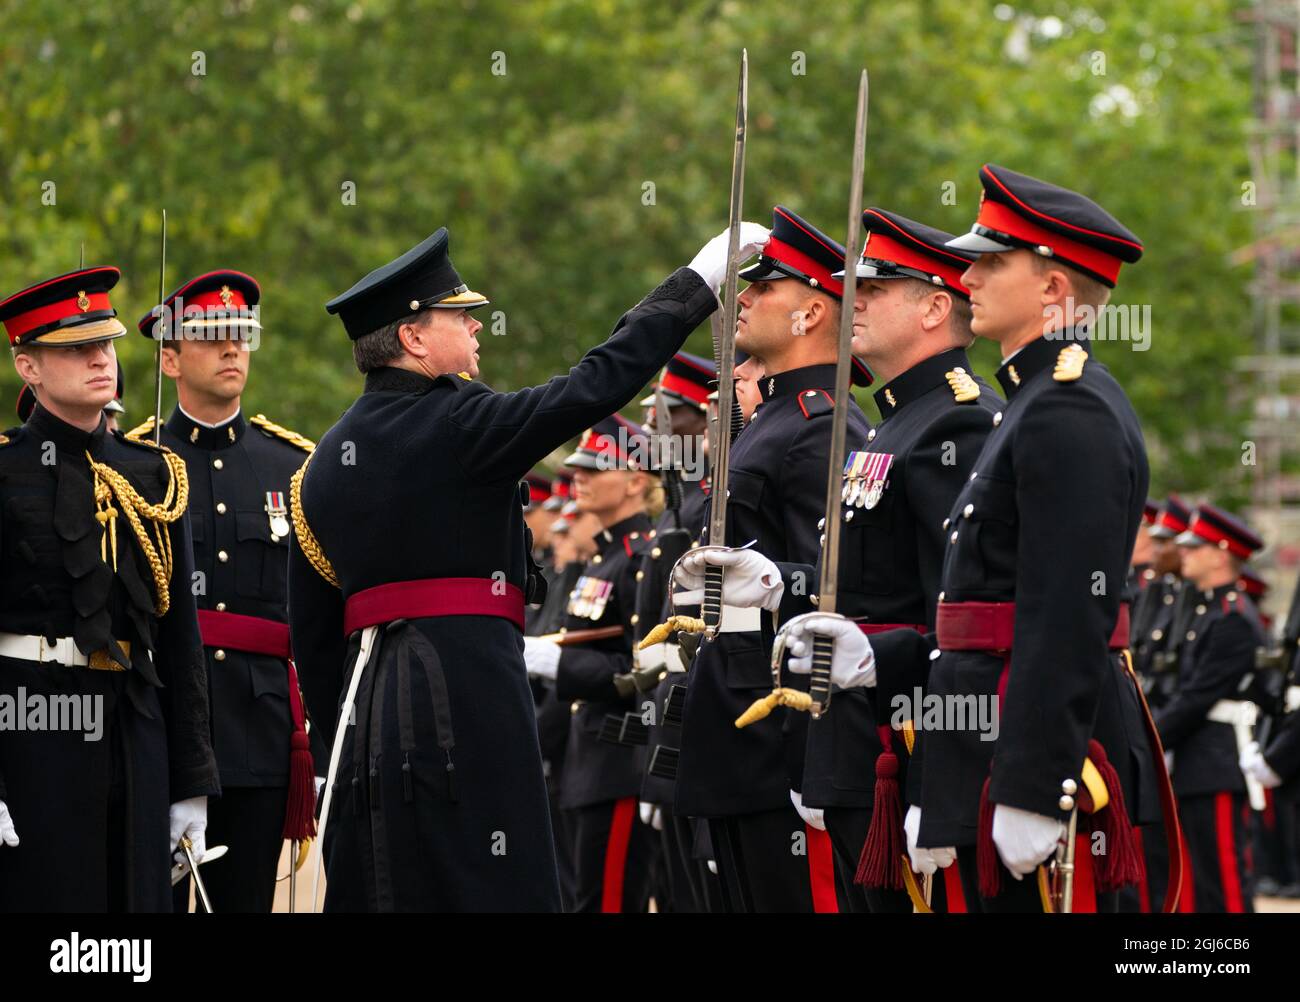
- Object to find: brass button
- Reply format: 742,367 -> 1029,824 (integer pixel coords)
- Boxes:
969,471 -> 978,481
214,649 -> 226,661
1062,778 -> 1078,795
929,649 -> 941,661
963,503 -> 974,518
942,517 -> 950,530
1163,594 -> 1174,605
218,550 -> 229,563
216,502 -> 227,514
1186,630 -> 1196,642
630,532 -> 640,539
1058,794 -> 1075,812
938,591 -> 945,602
630,614 -> 640,625
818,517 -> 826,530
652,548 -> 662,558
867,429 -> 877,442
635,571 -> 645,582
993,412 -> 1003,427
213,458 -> 223,470
1195,604 -> 1206,615
1151,629 -> 1163,641
950,531 -> 958,544
216,602 -> 226,612
844,510 -> 854,522
593,554 -> 603,564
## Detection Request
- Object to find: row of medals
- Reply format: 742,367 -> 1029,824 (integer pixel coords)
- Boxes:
842,451 -> 894,510
567,576 -> 614,621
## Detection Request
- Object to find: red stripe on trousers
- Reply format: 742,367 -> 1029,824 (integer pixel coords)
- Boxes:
601,797 -> 637,913
1214,792 -> 1245,913
806,825 -> 839,913
1133,827 -> 1151,913
1177,826 -> 1196,913
943,861 -> 967,913
1073,833 -> 1097,913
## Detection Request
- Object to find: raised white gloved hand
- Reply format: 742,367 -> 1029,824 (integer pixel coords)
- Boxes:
904,805 -> 955,875
1240,741 -> 1283,790
781,613 -> 876,689
687,223 -> 771,296
790,788 -> 826,831
992,803 -> 1064,879
0,801 -> 19,847
169,796 -> 208,866
523,636 -> 561,681
671,545 -> 784,612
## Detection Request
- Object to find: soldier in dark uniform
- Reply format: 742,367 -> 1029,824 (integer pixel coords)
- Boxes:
126,270 -> 322,912
1155,505 -> 1265,912
16,366 -> 126,431
523,415 -> 658,911
1126,494 -> 1193,910
0,266 -> 219,910
670,206 -> 871,912
907,165 -> 1157,911
631,350 -> 714,912
286,225 -> 730,911
705,211 -> 999,913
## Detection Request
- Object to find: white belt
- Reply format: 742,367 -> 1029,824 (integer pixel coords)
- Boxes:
637,642 -> 686,673
717,604 -> 762,635
1206,699 -> 1258,728
1286,686 -> 1300,714
0,633 -> 91,667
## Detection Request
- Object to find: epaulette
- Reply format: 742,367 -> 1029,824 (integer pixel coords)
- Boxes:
797,389 -> 834,419
290,453 -> 339,588
623,531 -> 653,559
0,434 -> 9,447
944,367 -> 980,403
250,414 -> 315,453
1221,590 -> 1246,615
123,415 -> 156,443
1053,344 -> 1087,382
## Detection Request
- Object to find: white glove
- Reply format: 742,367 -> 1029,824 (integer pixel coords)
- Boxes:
904,805 -> 955,875
781,613 -> 876,689
672,545 -> 784,612
169,796 -> 208,866
790,788 -> 826,831
0,801 -> 18,847
1240,741 -> 1283,790
992,803 -> 1064,879
314,776 -> 326,797
687,223 -> 771,295
523,636 -> 560,681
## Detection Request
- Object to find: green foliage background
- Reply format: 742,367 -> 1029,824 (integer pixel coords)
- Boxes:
0,0 -> 1255,496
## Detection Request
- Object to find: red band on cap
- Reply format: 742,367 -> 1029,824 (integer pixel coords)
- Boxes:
976,199 -> 1123,284
528,485 -> 551,503
659,370 -> 709,405
1158,510 -> 1188,535
5,292 -> 113,342
185,288 -> 250,311
861,231 -> 970,295
763,236 -> 844,298
580,432 -> 630,463
1186,517 -> 1255,559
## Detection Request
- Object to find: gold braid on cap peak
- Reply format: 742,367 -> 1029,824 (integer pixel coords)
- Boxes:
290,452 -> 338,588
85,448 -> 189,616
251,414 -> 316,453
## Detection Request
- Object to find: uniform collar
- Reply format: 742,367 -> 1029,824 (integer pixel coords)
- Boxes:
364,366 -> 437,395
995,330 -> 1091,398
598,512 -> 653,549
873,347 -> 971,416
28,402 -> 108,458
165,406 -> 246,450
759,363 -> 838,404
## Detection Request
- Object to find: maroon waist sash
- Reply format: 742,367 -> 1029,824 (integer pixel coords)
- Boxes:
197,609 -> 291,658
342,577 -> 526,635
935,600 -> 1130,652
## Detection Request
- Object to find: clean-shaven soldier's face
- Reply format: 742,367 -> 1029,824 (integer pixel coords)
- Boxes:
14,340 -> 118,413
960,249 -> 1044,343
162,334 -> 250,406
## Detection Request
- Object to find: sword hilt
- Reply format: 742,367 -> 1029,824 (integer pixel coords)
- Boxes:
702,564 -> 724,640
810,633 -> 834,718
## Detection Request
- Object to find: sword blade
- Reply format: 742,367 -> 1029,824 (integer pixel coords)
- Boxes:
152,209 -> 167,445
816,70 -> 870,615
705,48 -> 748,552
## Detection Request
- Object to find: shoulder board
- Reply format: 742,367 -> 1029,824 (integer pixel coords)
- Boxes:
1052,344 -> 1087,382
944,367 -> 980,404
250,414 -> 315,453
0,434 -> 9,447
1221,590 -> 1246,615
112,428 -> 169,455
797,389 -> 834,420
123,415 -> 156,443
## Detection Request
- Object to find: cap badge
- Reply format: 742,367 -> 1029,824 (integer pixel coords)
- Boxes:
219,285 -> 234,308
77,290 -> 90,312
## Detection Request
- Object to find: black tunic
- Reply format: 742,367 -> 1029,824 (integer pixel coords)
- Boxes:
287,268 -> 715,911
917,333 -> 1157,847
674,364 -> 870,818
0,404 -> 219,911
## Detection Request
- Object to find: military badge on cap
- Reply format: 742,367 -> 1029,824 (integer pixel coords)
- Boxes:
0,266 -> 128,347
325,227 -> 490,340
